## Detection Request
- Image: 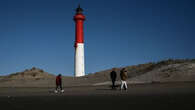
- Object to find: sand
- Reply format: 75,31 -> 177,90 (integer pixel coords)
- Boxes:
0,82 -> 195,110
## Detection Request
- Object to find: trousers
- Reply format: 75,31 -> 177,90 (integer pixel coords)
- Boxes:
56,84 -> 62,90
121,80 -> 127,90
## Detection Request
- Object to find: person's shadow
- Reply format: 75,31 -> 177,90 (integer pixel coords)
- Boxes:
96,85 -> 120,91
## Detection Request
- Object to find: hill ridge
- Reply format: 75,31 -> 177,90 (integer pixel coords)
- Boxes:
0,58 -> 194,87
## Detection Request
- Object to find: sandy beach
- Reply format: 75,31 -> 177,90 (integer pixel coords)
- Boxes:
0,82 -> 195,110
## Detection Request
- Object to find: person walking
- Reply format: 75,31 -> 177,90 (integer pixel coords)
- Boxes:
55,74 -> 64,93
110,68 -> 117,89
120,68 -> 128,91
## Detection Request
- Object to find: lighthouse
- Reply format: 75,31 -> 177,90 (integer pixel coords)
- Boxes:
74,5 -> 85,77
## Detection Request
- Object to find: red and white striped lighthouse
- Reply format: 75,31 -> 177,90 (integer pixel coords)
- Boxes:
74,5 -> 85,77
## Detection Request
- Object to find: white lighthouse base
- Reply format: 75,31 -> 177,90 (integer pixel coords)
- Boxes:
75,43 -> 85,77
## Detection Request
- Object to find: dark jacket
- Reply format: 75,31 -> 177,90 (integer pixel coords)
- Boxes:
56,76 -> 62,85
110,71 -> 117,80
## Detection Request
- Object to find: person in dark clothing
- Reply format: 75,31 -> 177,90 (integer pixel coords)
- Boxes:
55,74 -> 64,93
110,68 -> 117,89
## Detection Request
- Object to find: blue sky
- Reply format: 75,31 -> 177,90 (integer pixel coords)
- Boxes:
0,0 -> 194,76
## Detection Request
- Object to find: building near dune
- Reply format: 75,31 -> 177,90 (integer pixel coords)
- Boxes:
73,5 -> 86,77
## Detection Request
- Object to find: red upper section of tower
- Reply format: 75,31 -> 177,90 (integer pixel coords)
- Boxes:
74,5 -> 85,47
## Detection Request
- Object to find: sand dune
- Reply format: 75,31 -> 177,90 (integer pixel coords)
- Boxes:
0,59 -> 195,87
